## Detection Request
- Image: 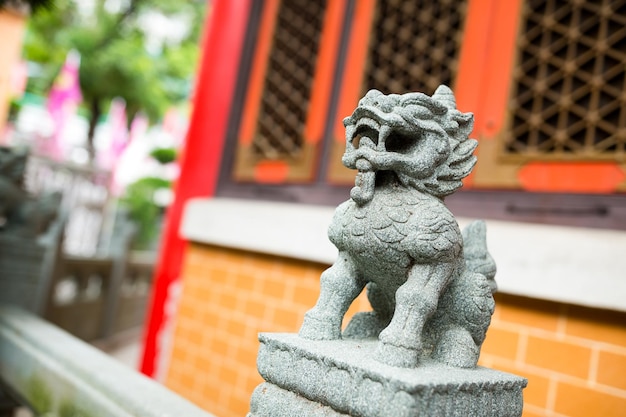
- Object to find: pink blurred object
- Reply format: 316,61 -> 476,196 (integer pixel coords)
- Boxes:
46,50 -> 82,160
10,60 -> 28,96
162,107 -> 189,148
109,111 -> 147,196
98,97 -> 129,170
129,112 -> 149,142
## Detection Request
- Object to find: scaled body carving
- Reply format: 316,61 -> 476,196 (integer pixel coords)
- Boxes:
299,86 -> 496,368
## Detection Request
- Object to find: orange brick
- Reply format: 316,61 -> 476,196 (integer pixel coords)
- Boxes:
213,337 -> 231,357
202,308 -> 222,327
177,299 -> 197,318
169,341 -> 190,363
194,353 -> 215,373
235,342 -> 258,366
172,320 -> 191,340
207,266 -> 232,286
165,364 -> 183,383
481,326 -> 520,361
245,372 -> 264,394
192,284 -> 212,301
218,290 -> 239,309
271,306 -> 301,331
244,297 -> 267,318
494,294 -> 561,332
292,281 -> 320,307
229,394 -> 251,417
178,368 -> 196,391
181,263 -> 202,282
597,350 -> 626,391
554,380 -> 626,417
260,277 -> 287,300
186,328 -> 204,346
217,364 -> 239,387
232,271 -> 257,292
525,335 -> 591,379
223,316 -> 248,340
565,306 -> 626,348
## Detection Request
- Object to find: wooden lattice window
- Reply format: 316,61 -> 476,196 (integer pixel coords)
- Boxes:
504,0 -> 626,159
253,0 -> 326,158
328,0 -> 469,183
233,0 -> 341,183
365,0 -> 467,94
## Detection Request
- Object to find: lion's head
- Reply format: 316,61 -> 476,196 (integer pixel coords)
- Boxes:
342,85 -> 477,205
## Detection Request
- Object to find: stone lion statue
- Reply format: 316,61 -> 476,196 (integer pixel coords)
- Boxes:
299,86 -> 496,368
0,147 -> 62,237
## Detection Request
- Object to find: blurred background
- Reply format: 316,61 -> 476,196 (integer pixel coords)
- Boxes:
1,0 -> 204,251
1,1 -> 625,417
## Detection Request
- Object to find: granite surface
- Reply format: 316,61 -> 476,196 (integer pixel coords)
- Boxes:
249,333 -> 526,417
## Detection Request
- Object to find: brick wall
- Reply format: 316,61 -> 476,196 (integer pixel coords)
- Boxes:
165,242 -> 626,417
482,294 -> 626,417
165,243 -> 370,417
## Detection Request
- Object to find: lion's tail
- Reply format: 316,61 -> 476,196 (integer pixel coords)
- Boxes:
462,220 -> 497,294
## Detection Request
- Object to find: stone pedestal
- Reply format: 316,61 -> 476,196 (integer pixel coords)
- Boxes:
248,333 -> 526,417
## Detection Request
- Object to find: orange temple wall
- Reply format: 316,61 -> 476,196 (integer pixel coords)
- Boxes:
164,243 -> 626,417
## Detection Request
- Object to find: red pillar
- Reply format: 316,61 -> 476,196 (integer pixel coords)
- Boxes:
139,0 -> 252,377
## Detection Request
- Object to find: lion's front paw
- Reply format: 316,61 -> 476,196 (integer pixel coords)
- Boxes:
375,342 -> 420,368
299,309 -> 342,340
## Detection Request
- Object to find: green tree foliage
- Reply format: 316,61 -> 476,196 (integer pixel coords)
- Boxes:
121,176 -> 171,249
22,0 -> 205,155
149,146 -> 177,164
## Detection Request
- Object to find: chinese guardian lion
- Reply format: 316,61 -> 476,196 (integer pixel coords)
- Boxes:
299,86 -> 497,369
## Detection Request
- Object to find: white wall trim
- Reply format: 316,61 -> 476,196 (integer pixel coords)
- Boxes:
181,197 -> 626,313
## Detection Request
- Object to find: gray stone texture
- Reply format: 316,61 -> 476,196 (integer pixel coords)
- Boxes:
248,334 -> 526,417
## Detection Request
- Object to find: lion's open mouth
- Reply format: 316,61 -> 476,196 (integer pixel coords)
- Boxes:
348,118 -> 396,206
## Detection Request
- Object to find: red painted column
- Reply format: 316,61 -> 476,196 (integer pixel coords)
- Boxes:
139,0 -> 252,377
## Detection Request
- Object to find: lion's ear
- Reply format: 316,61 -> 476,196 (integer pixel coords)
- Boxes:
432,85 -> 456,110
454,112 -> 474,137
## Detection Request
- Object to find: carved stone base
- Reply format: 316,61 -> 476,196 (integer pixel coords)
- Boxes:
248,333 -> 526,417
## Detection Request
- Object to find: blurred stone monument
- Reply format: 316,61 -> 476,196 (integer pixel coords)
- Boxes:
0,146 -> 64,314
248,87 -> 526,416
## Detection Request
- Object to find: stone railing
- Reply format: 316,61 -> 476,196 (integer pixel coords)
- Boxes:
0,212 -> 154,342
0,214 -> 64,315
1,146 -> 154,345
45,251 -> 155,341
0,305 -> 215,417
23,154 -> 111,257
